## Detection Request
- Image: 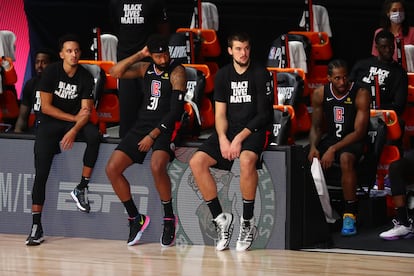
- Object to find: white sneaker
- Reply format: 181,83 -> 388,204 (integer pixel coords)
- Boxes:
379,219 -> 413,240
236,217 -> 257,251
213,212 -> 234,251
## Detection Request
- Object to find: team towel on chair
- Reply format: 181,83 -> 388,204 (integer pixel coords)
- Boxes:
0,30 -> 16,60
299,5 -> 332,37
310,157 -> 337,223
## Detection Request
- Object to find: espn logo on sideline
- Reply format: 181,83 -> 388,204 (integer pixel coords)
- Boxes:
57,182 -> 149,213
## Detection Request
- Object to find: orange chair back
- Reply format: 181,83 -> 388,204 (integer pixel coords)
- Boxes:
0,89 -> 19,119
96,93 -> 120,134
407,73 -> 414,103
294,103 -> 312,133
183,64 -> 214,94
79,60 -> 117,90
176,28 -> 221,58
200,96 -> 214,129
288,31 -> 333,61
267,67 -> 307,101
402,106 -> 414,136
377,145 -> 400,190
370,109 -> 401,141
97,94 -> 120,122
273,104 -> 297,143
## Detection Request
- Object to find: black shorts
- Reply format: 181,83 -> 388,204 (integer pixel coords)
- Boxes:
317,137 -> 365,163
116,127 -> 174,164
197,129 -> 267,171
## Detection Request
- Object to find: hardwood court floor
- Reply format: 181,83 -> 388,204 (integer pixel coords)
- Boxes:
1,234 -> 413,275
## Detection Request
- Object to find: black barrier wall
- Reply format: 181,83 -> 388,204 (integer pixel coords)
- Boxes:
0,137 -> 330,249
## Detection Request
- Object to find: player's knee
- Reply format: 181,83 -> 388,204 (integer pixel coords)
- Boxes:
239,154 -> 257,171
339,153 -> 355,170
105,159 -> 120,180
189,152 -> 204,173
150,154 -> 169,174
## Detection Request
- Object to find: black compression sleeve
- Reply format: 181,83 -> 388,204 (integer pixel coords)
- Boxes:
158,90 -> 185,132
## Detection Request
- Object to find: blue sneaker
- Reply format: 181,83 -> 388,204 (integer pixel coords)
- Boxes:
341,213 -> 357,236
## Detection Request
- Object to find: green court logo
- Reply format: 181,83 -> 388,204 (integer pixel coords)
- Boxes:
169,149 -> 276,249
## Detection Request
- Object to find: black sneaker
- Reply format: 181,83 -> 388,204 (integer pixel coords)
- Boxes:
160,216 -> 177,247
26,224 -> 44,246
70,187 -> 90,213
128,214 -> 150,246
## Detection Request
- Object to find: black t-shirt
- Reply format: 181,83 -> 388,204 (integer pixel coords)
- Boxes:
323,82 -> 359,142
214,62 -> 273,133
38,61 -> 94,121
349,56 -> 408,115
20,76 -> 41,111
114,0 -> 168,60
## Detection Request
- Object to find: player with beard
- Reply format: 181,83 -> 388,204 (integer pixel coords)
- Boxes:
189,32 -> 273,251
106,34 -> 186,247
15,49 -> 56,133
110,0 -> 170,138
351,30 -> 408,156
308,59 -> 371,236
351,30 -> 408,117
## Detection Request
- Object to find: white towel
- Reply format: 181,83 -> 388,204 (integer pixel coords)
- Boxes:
190,2 -> 219,31
100,34 -> 118,62
405,44 -> 414,72
0,30 -> 16,60
288,41 -> 308,73
299,5 -> 332,37
310,158 -> 337,223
